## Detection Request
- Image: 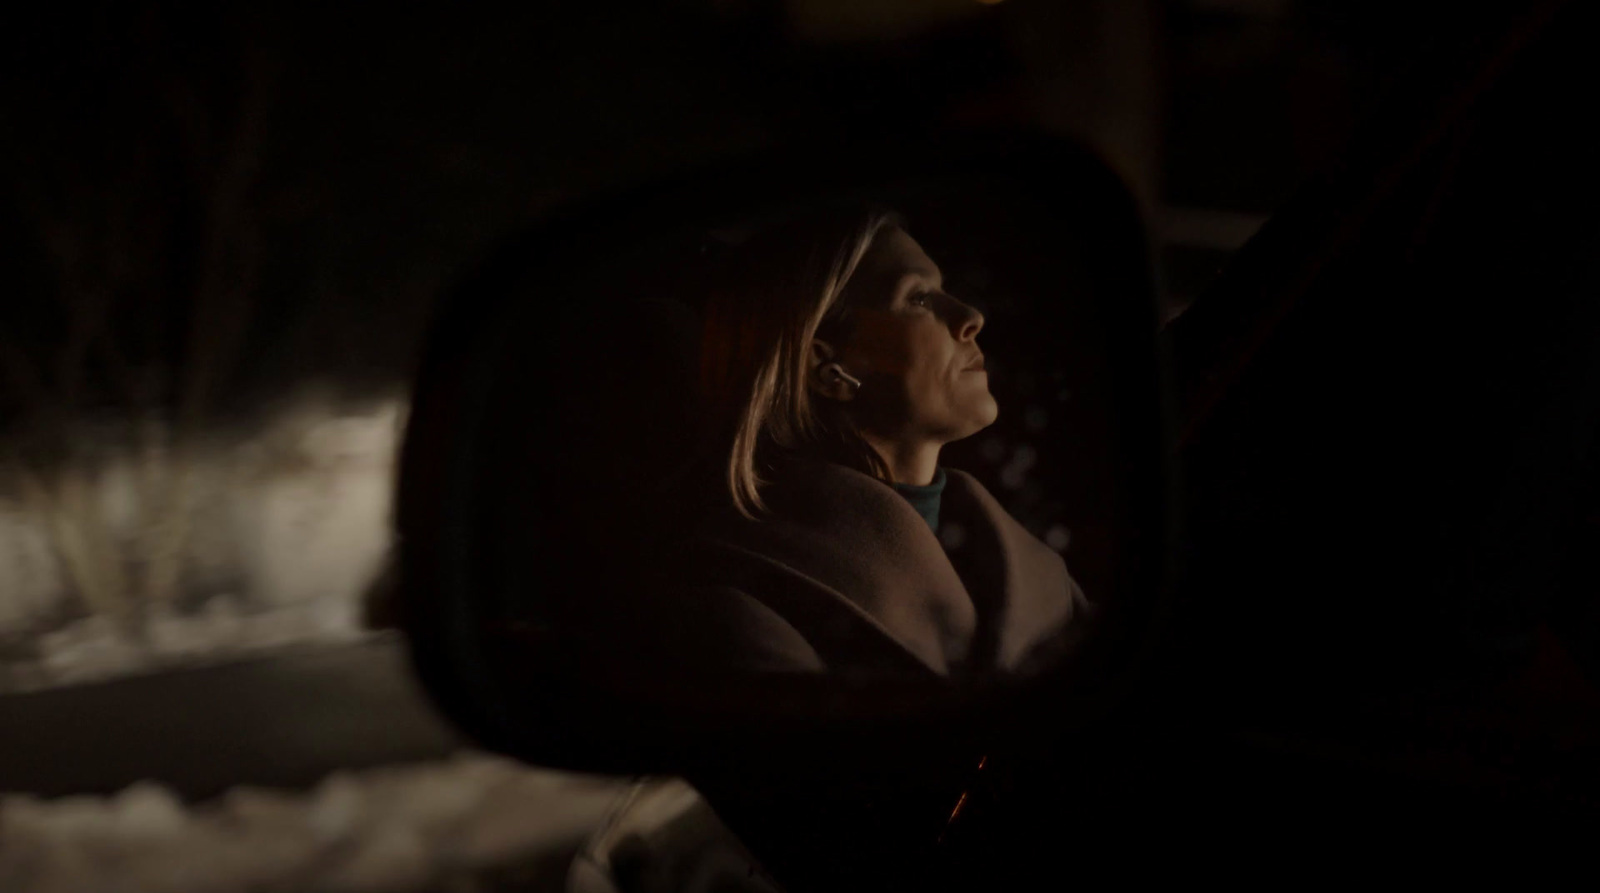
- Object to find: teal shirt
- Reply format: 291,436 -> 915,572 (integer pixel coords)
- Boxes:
890,466 -> 947,532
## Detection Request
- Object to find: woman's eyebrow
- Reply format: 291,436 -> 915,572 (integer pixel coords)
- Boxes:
894,267 -> 943,295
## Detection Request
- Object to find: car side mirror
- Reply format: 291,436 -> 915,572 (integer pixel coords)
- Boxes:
395,129 -> 1175,780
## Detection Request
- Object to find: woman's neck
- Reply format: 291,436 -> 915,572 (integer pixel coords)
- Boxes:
863,436 -> 942,486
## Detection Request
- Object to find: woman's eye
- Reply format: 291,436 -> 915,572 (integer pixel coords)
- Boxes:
908,292 -> 931,308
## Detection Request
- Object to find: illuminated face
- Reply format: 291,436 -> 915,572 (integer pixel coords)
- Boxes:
829,227 -> 998,447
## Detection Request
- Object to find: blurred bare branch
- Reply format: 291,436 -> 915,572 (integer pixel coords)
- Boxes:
1,5 -> 275,632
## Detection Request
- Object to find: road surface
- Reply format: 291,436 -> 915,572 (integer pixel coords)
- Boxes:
0,633 -> 473,800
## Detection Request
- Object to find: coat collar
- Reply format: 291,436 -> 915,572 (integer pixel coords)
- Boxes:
690,457 -> 1077,675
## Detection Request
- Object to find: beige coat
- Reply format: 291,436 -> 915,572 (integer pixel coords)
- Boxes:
635,457 -> 1091,679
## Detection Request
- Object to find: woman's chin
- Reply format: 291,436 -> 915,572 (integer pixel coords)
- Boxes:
961,396 -> 1001,436
981,389 -> 1000,420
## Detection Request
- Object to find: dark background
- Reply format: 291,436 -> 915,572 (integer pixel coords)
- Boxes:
0,0 -> 1449,436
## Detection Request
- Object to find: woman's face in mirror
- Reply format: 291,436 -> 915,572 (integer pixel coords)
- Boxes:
822,227 -> 999,466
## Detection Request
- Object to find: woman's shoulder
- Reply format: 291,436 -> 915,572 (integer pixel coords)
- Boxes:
702,456 -> 918,534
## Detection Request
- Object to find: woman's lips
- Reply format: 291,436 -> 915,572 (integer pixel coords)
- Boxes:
962,354 -> 986,372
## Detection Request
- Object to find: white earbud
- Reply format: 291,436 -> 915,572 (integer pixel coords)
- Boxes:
827,364 -> 862,389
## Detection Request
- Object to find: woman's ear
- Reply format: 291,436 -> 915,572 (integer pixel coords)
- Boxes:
808,339 -> 858,402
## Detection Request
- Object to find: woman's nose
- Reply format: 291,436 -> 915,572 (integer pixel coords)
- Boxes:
952,300 -> 985,341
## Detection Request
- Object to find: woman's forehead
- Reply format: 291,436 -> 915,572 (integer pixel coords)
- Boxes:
858,226 -> 942,286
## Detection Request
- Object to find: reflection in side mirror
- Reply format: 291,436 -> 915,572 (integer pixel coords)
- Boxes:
397,131 -> 1172,777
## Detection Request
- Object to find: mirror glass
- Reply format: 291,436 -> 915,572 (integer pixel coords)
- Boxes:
399,135 -> 1167,756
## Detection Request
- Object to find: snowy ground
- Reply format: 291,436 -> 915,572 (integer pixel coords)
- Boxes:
0,633 -> 682,893
0,751 -> 638,893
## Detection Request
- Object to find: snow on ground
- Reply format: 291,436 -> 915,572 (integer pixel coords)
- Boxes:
0,751 -> 637,893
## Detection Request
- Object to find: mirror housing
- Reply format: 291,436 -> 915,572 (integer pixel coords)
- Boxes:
395,128 -> 1176,777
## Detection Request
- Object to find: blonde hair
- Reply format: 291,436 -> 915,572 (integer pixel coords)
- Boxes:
698,207 -> 902,518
